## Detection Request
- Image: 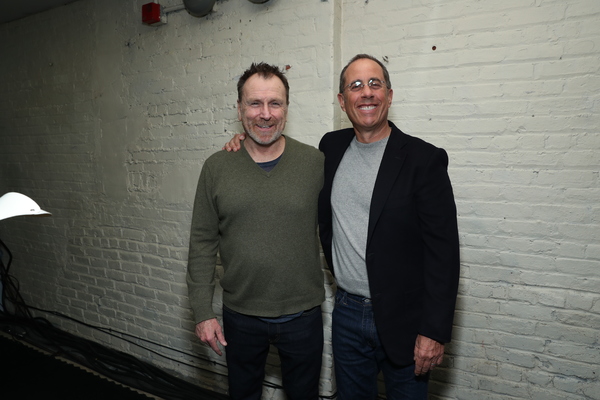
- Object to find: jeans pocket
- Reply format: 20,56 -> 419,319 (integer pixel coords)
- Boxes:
334,289 -> 347,306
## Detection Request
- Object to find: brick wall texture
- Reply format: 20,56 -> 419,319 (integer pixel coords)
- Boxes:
1,0 -> 599,399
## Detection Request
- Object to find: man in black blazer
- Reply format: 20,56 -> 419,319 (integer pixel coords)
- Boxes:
318,54 -> 460,399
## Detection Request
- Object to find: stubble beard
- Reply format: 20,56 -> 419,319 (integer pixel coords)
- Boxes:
244,121 -> 284,146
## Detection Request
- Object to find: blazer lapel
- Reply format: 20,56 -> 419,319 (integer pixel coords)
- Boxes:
366,125 -> 408,248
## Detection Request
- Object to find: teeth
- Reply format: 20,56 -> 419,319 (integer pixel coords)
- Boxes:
359,105 -> 376,110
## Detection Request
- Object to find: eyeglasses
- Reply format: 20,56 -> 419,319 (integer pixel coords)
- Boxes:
344,78 -> 387,92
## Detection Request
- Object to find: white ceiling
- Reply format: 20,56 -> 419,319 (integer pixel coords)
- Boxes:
0,0 -> 81,24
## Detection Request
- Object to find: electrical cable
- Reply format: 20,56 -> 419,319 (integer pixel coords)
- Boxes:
0,237 -> 226,399
0,238 -> 340,399
1,314 -> 224,400
0,238 -> 32,318
6,304 -> 341,399
25,304 -> 228,372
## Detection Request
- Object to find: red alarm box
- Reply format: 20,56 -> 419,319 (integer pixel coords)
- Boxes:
142,3 -> 163,25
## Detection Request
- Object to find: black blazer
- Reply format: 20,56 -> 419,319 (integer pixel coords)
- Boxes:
318,121 -> 460,366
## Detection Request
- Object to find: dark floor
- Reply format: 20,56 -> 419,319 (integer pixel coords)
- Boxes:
0,315 -> 229,400
0,334 -> 156,399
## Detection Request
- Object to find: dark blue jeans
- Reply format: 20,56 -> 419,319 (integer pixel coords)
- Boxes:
223,305 -> 323,400
332,289 -> 429,400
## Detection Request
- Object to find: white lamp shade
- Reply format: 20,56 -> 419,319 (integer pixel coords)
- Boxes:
0,192 -> 51,221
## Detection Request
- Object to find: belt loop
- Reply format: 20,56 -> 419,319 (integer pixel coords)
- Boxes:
337,287 -> 348,302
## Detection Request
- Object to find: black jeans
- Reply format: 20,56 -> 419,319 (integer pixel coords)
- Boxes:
223,305 -> 323,400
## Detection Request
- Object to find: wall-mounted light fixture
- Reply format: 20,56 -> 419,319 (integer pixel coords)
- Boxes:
0,192 -> 51,221
183,0 -> 216,17
0,192 -> 51,315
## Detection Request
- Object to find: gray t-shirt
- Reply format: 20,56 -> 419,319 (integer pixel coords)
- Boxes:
331,135 -> 389,298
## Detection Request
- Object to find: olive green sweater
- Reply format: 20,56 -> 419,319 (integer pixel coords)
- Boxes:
186,137 -> 325,323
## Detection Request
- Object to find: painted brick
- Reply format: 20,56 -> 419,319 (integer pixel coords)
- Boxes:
1,0 -> 599,399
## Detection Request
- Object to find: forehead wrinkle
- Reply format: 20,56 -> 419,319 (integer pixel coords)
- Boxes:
241,95 -> 286,106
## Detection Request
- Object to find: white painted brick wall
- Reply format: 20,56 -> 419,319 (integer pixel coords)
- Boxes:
1,0 -> 598,399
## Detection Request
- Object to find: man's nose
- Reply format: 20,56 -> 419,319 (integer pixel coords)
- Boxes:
259,104 -> 272,119
361,85 -> 375,97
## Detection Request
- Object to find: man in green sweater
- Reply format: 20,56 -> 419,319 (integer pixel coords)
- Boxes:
186,62 -> 325,400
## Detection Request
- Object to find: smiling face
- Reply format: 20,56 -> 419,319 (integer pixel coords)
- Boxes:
237,74 -> 288,146
338,58 -> 393,139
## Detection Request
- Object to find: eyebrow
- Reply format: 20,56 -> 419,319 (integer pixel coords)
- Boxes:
350,77 -> 382,82
243,97 -> 285,104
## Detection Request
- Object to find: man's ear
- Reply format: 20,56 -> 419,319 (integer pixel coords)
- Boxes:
337,93 -> 346,112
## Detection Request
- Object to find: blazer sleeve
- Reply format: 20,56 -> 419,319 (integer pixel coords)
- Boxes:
415,147 -> 460,343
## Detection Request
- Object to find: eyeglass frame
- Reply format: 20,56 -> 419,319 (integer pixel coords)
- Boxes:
343,78 -> 388,92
